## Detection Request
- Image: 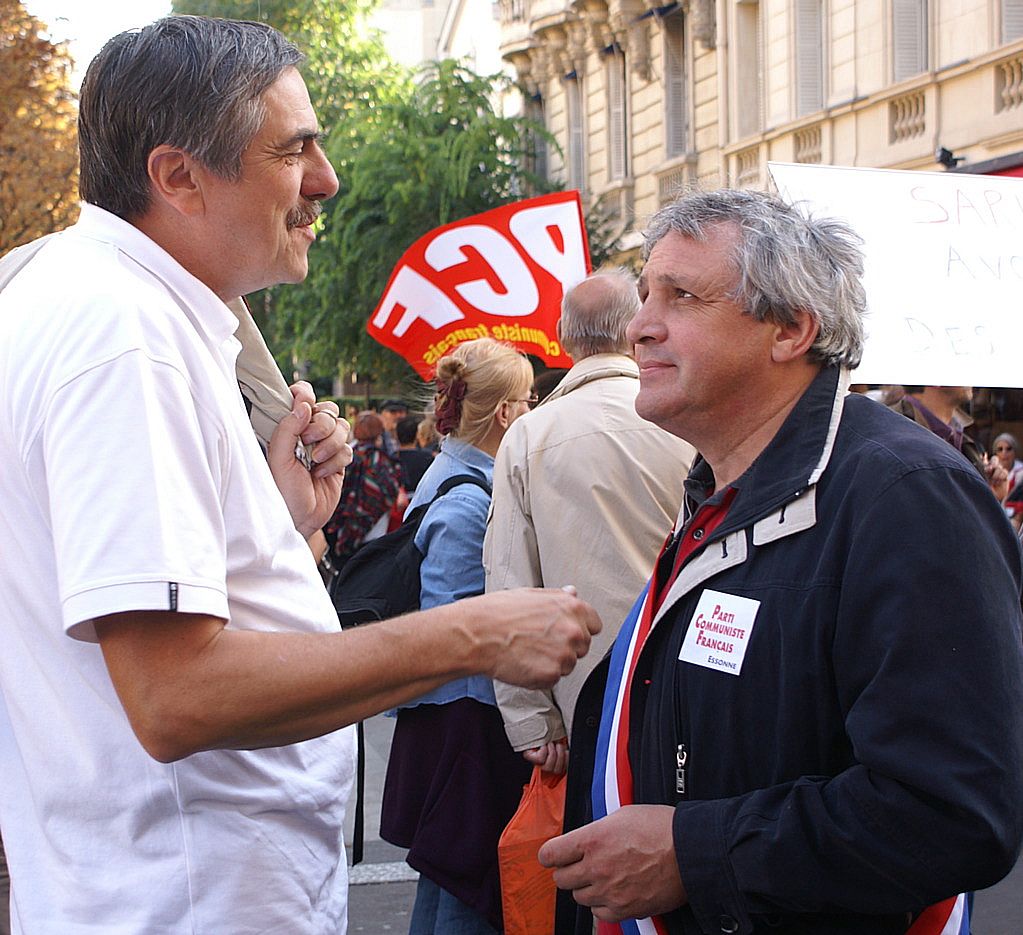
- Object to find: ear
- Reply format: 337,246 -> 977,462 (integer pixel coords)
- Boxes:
771,308 -> 819,364
147,145 -> 206,217
495,401 -> 512,431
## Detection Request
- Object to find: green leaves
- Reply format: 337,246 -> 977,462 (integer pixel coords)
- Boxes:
270,59 -> 561,388
168,4 -> 612,391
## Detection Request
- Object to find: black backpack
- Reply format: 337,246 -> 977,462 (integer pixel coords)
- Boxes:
327,471 -> 492,864
327,473 -> 492,628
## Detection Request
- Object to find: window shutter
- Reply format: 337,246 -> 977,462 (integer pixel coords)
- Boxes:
526,97 -> 548,180
664,11 -> 688,157
795,0 -> 823,115
606,51 -> 628,180
1004,0 -> 1023,42
735,0 -> 764,138
757,2 -> 765,128
567,77 -> 586,189
893,0 -> 927,81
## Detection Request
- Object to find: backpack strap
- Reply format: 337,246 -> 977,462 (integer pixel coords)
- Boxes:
399,473 -> 492,538
433,473 -> 492,501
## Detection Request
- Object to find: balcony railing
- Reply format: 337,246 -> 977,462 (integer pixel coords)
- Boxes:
735,146 -> 761,188
793,126 -> 822,164
996,54 -> 1023,112
656,154 -> 698,206
498,0 -> 528,24
889,91 -> 926,143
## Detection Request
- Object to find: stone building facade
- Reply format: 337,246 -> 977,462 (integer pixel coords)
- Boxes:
497,0 -> 1023,248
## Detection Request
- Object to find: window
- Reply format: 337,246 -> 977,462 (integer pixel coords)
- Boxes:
606,48 -> 629,180
1003,0 -> 1023,42
565,74 -> 586,189
735,0 -> 763,138
663,9 -> 689,157
892,0 -> 927,81
525,95 -> 548,181
795,0 -> 824,115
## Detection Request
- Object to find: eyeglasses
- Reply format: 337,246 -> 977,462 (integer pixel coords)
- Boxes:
509,394 -> 540,409
995,445 -> 1014,452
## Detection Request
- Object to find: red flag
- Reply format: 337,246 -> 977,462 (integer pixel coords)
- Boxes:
367,191 -> 591,379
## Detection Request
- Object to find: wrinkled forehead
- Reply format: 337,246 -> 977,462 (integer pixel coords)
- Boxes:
252,67 -> 319,138
639,224 -> 743,291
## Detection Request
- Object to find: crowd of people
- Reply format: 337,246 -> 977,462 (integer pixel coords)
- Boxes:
0,12 -> 1022,935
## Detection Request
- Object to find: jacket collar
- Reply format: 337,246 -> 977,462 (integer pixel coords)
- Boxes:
679,365 -> 850,536
438,435 -> 495,480
540,353 -> 637,406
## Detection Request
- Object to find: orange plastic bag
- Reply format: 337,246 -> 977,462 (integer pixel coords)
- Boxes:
498,766 -> 567,935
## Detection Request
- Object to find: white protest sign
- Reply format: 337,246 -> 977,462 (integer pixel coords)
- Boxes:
768,162 -> 1023,387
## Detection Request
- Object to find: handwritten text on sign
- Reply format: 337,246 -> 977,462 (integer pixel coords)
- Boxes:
367,192 -> 591,379
768,162 -> 1023,388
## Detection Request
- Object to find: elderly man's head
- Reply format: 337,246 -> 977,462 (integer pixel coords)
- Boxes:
558,269 -> 640,361
78,16 -> 339,299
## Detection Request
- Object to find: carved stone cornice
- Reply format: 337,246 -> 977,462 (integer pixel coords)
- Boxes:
574,0 -> 613,52
608,10 -> 652,79
682,0 -> 716,48
564,19 -> 590,73
508,50 -> 541,96
593,0 -> 650,80
532,43 -> 558,83
541,25 -> 575,77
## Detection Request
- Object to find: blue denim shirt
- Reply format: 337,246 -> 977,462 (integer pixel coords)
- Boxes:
397,436 -> 496,709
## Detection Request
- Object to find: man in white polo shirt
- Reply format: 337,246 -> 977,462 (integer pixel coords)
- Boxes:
0,15 -> 599,934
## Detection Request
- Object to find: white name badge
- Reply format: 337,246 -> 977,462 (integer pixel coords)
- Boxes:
678,589 -> 761,676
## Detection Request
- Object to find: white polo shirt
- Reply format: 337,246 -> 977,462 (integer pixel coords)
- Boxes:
0,205 -> 356,933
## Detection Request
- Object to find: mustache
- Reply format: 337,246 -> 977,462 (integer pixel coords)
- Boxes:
286,201 -> 322,229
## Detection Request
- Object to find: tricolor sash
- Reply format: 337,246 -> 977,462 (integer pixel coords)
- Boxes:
591,582 -> 670,935
906,894 -> 970,935
589,580 -> 972,935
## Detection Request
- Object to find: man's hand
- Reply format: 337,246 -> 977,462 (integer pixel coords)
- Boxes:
984,454 -> 1010,502
524,738 -> 569,774
538,805 -> 686,922
468,588 -> 601,690
268,382 -> 352,538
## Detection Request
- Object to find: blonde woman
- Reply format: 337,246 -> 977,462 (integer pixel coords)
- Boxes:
380,338 -> 536,935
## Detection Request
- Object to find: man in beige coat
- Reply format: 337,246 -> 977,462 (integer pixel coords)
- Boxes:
484,269 -> 695,771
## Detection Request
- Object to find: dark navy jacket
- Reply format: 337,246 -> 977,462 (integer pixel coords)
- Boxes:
559,366 -> 1023,935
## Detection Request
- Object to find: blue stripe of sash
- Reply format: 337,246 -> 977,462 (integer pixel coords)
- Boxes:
592,583 -> 651,823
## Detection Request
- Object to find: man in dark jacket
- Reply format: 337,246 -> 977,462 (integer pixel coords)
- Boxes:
540,189 -> 1023,935
889,385 -> 1008,499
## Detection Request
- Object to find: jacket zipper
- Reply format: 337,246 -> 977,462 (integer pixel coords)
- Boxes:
673,663 -> 690,801
675,743 -> 688,796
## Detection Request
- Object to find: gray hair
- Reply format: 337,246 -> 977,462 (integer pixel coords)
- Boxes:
559,268 -> 640,358
79,15 -> 303,220
994,433 -> 1019,454
643,189 -> 866,369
